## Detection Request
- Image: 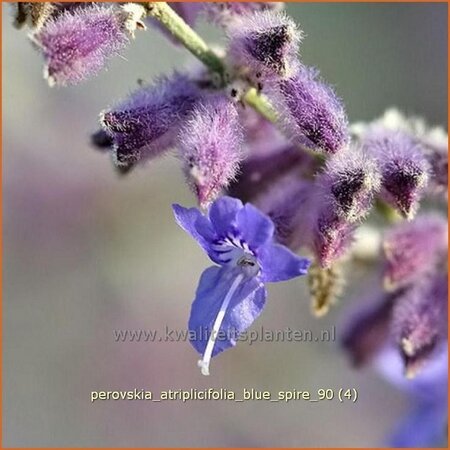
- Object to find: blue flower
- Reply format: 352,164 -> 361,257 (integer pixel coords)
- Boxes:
173,196 -> 311,375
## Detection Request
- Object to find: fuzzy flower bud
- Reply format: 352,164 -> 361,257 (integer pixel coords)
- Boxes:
382,214 -> 448,291
100,73 -> 201,169
318,147 -> 381,223
391,275 -> 448,378
363,130 -> 430,218
268,66 -> 349,153
177,95 -> 243,207
226,10 -> 301,86
31,3 -> 146,86
313,210 -> 355,268
353,108 -> 447,200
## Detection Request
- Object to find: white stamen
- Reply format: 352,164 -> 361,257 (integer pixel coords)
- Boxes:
198,273 -> 244,376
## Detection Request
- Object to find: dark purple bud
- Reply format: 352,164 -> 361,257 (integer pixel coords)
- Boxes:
318,147 -> 381,222
253,174 -> 315,249
363,130 -> 430,218
178,95 -> 243,207
31,3 -> 146,86
391,275 -> 448,378
100,72 -> 201,169
382,214 -> 447,291
226,10 -> 301,86
268,66 -> 349,153
227,144 -> 318,203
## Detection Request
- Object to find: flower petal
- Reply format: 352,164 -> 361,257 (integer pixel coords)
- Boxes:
188,266 -> 266,358
236,203 -> 274,250
208,196 -> 243,236
172,204 -> 219,261
388,401 -> 447,448
258,243 -> 310,282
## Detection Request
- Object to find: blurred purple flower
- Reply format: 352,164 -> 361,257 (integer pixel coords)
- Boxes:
340,288 -> 398,367
31,3 -> 146,86
177,95 -> 243,207
100,72 -> 201,169
374,344 -> 448,447
382,214 -> 447,291
206,2 -> 284,26
268,66 -> 349,153
173,196 -> 310,375
391,274 -> 448,379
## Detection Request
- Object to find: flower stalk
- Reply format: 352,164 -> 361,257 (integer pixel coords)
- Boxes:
145,1 -> 278,123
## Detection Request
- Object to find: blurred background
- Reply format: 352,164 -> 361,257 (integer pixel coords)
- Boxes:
3,2 -> 447,447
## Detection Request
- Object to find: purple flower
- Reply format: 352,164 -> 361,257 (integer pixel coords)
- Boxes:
425,147 -> 448,198
388,399 -> 448,447
31,3 -> 146,86
267,66 -> 349,153
391,274 -> 448,378
374,344 -> 448,447
173,196 -> 310,375
340,288 -> 396,367
100,72 -> 201,169
341,270 -> 448,447
317,147 -> 381,223
382,214 -> 447,291
362,129 -> 430,218
177,95 -> 243,207
206,2 -> 284,26
226,10 -> 301,86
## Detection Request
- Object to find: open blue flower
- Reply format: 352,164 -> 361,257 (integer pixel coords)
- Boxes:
173,196 -> 310,375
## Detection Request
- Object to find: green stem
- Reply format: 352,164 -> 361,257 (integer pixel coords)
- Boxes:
145,2 -> 278,123
146,2 -> 226,83
243,88 -> 278,123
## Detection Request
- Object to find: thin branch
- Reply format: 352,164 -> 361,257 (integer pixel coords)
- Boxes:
145,2 -> 278,123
